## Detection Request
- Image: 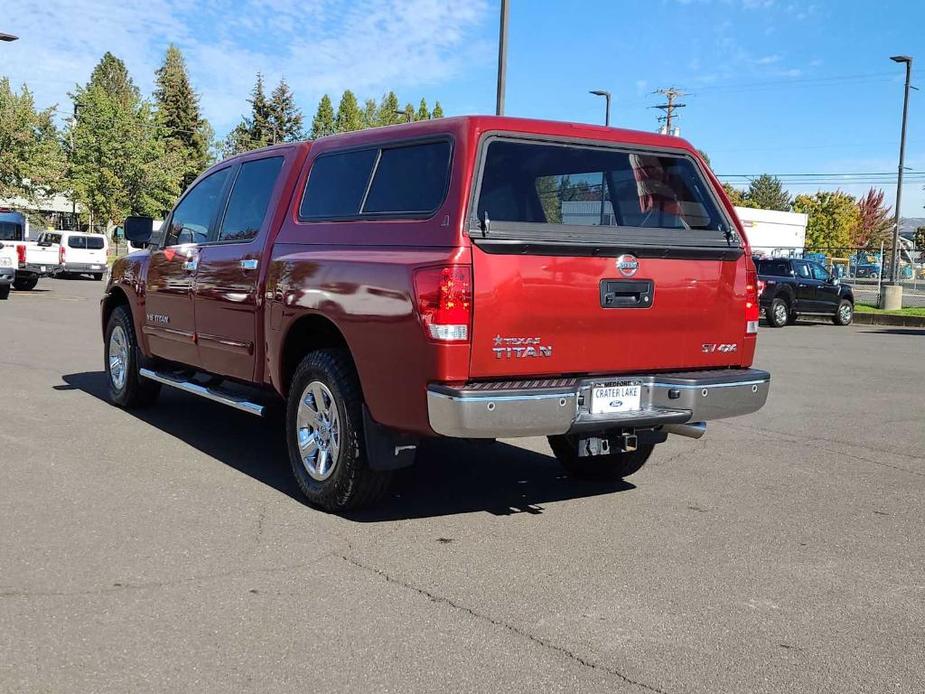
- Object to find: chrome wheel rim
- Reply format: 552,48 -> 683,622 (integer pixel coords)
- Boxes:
839,303 -> 852,323
108,325 -> 128,391
296,381 -> 341,481
774,302 -> 788,325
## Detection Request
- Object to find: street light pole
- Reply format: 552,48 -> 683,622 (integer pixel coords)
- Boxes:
496,0 -> 509,116
889,55 -> 912,288
590,90 -> 611,225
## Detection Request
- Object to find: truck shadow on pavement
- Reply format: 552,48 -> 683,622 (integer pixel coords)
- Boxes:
59,371 -> 634,521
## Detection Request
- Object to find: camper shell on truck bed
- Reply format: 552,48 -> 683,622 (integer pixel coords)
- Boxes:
103,116 -> 770,512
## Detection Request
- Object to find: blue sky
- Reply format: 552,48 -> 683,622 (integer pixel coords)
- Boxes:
2,0 -> 923,215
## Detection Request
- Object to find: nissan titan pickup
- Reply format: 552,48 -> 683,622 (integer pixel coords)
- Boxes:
103,116 -> 770,511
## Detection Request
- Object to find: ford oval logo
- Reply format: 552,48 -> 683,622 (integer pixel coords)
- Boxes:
609,400 -> 623,408
616,254 -> 639,277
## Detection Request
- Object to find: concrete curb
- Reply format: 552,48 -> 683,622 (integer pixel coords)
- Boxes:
854,312 -> 925,328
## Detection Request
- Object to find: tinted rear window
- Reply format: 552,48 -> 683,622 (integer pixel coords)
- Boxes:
85,236 -> 105,250
0,222 -> 23,241
756,259 -> 791,276
476,139 -> 726,233
363,141 -> 451,214
299,149 -> 377,219
299,140 -> 451,221
68,236 -> 85,249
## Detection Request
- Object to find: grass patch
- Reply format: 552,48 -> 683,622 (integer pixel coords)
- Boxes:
856,303 -> 925,317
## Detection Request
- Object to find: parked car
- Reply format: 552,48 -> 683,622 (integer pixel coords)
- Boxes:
0,211 -> 61,290
103,116 -> 771,512
56,231 -> 108,280
755,257 -> 854,327
0,242 -> 15,299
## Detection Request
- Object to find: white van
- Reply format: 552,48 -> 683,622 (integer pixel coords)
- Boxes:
57,231 -> 108,280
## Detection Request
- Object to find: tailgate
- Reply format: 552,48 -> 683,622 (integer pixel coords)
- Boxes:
467,135 -> 752,380
470,249 -> 748,378
25,243 -> 59,265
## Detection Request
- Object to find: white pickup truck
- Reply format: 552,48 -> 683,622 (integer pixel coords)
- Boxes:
0,241 -> 15,299
0,210 -> 62,290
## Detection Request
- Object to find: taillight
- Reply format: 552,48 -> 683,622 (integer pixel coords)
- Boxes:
413,265 -> 472,342
59,245 -> 65,264
745,260 -> 760,334
16,244 -> 26,265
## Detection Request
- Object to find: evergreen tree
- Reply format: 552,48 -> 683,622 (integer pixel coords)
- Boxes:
0,78 -> 64,201
376,91 -> 401,126
69,53 -> 178,226
310,94 -> 336,139
402,102 -> 415,123
334,90 -> 362,133
269,78 -> 304,142
431,101 -> 444,118
153,44 -> 210,188
746,174 -> 791,211
361,98 -> 378,129
223,73 -> 272,155
416,98 -> 430,121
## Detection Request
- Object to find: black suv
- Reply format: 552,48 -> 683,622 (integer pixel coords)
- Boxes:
755,257 -> 854,328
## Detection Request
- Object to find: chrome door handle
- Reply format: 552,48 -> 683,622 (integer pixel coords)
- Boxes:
240,258 -> 259,271
182,250 -> 198,272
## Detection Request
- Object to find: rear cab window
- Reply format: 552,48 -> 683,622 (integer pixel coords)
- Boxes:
756,259 -> 791,276
469,136 -> 737,252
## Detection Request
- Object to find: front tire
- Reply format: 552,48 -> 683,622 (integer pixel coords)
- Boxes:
548,435 -> 654,480
286,349 -> 391,512
834,299 -> 854,326
105,305 -> 161,408
13,276 -> 38,291
765,297 -> 790,328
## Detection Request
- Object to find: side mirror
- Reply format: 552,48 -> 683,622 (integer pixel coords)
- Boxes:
123,216 -> 154,247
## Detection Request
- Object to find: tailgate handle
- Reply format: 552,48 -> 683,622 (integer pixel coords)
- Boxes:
600,279 -> 654,309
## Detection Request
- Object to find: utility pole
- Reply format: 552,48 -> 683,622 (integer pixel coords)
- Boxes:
589,90 -> 611,225
652,87 -> 687,134
496,0 -> 509,116
881,55 -> 913,309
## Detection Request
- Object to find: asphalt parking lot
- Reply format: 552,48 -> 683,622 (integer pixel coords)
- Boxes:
1,278 -> 923,693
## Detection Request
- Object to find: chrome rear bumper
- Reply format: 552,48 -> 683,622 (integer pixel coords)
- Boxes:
427,368 -> 770,439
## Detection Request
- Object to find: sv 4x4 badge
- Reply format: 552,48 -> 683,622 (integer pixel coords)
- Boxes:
702,343 -> 737,353
492,335 -> 553,359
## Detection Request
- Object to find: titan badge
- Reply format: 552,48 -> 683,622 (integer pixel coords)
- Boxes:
492,335 -> 553,359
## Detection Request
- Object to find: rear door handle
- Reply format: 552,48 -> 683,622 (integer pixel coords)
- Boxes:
182,249 -> 198,272
240,259 -> 259,271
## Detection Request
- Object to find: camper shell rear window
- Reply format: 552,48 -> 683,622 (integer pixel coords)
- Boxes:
469,136 -> 738,251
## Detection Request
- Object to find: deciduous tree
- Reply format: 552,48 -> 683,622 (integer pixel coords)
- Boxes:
854,188 -> 892,249
722,183 -> 753,208
792,191 -> 859,253
0,78 -> 64,202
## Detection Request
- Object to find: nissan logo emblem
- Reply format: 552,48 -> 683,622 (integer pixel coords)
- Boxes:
616,254 -> 639,277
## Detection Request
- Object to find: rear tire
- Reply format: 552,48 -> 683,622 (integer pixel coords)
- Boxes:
93,273 -> 104,281
0,284 -> 9,300
548,435 -> 654,480
105,305 -> 161,408
765,297 -> 789,328
833,299 -> 853,326
13,276 -> 38,291
286,349 -> 391,512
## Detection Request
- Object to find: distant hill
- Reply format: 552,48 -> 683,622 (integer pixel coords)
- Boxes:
900,217 -> 925,234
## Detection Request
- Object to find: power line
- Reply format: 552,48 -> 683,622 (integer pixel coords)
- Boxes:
686,71 -> 898,94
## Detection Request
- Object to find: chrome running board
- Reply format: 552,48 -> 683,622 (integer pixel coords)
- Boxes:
139,368 -> 265,416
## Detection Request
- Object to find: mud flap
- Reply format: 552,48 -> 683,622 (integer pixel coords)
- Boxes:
363,405 -> 418,471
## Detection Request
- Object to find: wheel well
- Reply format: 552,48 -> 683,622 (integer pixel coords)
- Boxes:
101,286 -> 130,334
281,314 -> 355,396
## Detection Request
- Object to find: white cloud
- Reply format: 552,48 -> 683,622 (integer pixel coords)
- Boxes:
2,0 -> 491,133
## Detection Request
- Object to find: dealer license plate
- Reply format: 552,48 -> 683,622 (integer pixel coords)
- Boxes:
591,383 -> 642,415
91,265 -> 101,269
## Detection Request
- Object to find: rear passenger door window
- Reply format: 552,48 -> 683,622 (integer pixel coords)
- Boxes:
217,156 -> 284,242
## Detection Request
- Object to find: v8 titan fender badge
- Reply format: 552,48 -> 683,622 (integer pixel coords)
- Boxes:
616,254 -> 639,277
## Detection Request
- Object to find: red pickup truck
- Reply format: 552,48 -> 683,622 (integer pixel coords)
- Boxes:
105,116 -> 769,511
